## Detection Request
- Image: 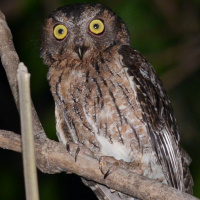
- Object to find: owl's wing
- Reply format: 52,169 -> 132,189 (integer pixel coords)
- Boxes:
118,45 -> 192,192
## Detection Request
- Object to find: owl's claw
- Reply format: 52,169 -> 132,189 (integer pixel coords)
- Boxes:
75,147 -> 80,162
104,165 -> 116,179
66,142 -> 80,162
66,143 -> 73,157
104,162 -> 119,179
99,156 -> 120,179
66,142 -> 94,162
104,169 -> 111,179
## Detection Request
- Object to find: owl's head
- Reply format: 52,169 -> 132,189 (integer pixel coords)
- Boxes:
40,3 -> 130,65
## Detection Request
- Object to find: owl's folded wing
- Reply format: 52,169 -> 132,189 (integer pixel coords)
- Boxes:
118,45 -> 193,193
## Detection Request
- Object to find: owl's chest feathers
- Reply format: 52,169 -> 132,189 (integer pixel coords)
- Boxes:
50,53 -> 164,179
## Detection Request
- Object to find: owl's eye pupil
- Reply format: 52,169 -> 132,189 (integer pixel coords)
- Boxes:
93,24 -> 99,29
58,29 -> 63,34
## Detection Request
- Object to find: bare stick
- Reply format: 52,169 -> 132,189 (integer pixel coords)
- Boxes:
17,63 -> 39,200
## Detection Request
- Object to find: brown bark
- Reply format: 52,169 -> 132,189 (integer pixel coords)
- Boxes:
0,130 -> 199,200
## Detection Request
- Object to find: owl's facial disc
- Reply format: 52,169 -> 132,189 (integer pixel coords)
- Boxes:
40,3 -> 131,65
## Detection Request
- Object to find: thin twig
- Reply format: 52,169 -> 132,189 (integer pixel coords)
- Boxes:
17,63 -> 40,200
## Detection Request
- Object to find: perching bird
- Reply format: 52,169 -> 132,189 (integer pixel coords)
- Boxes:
40,3 -> 193,199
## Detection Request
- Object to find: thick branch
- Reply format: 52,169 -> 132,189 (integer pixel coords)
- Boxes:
0,130 -> 198,200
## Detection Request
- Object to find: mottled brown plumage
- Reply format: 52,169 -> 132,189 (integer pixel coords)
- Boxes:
40,3 -> 193,199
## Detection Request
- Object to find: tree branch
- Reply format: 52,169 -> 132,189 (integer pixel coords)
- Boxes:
0,130 -> 198,200
0,10 -> 45,139
0,8 -> 199,200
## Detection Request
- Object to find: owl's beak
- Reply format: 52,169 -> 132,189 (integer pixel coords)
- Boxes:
75,45 -> 87,60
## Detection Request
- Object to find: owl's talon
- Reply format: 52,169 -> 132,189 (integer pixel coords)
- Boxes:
66,143 -> 73,157
66,143 -> 81,162
104,162 -> 119,179
104,170 -> 111,179
104,168 -> 112,179
75,147 -> 80,162
99,156 -> 120,179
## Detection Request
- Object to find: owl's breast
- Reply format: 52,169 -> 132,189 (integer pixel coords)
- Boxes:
55,58 -> 142,151
51,53 -> 166,182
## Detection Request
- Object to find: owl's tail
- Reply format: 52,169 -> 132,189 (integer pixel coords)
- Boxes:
81,178 -> 138,200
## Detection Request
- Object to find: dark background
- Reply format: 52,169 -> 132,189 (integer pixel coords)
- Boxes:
0,0 -> 200,199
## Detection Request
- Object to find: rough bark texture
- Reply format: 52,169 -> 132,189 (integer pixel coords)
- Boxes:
0,130 -> 199,200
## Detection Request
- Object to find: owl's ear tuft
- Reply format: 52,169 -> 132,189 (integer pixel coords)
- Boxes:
116,17 -> 130,45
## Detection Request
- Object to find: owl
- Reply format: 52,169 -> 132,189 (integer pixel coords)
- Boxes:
40,3 -> 193,200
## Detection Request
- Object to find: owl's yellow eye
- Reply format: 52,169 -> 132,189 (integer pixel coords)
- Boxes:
53,24 -> 68,40
89,19 -> 104,35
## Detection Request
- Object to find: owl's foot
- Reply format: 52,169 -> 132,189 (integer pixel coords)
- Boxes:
66,142 -> 95,162
66,142 -> 81,162
99,156 -> 125,179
